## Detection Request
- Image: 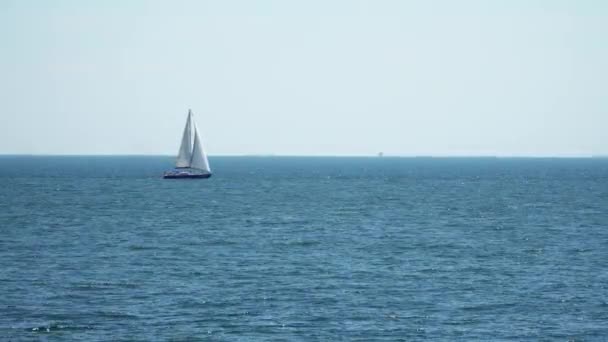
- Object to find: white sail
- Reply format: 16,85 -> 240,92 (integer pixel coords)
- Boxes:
190,125 -> 211,172
175,110 -> 193,168
173,109 -> 211,173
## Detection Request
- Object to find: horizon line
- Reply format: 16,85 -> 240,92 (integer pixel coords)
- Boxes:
0,153 -> 605,159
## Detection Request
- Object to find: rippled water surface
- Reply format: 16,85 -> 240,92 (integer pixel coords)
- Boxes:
1,156 -> 607,340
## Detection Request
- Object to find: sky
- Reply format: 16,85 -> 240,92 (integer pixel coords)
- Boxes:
0,0 -> 606,156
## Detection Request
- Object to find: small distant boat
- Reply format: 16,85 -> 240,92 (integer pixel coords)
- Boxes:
163,109 -> 212,179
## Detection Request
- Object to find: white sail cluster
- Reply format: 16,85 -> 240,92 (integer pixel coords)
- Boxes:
175,110 -> 211,173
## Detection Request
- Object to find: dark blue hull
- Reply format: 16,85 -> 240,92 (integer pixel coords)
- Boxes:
163,173 -> 212,179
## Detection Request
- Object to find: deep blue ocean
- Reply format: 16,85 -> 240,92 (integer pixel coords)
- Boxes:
1,156 -> 607,341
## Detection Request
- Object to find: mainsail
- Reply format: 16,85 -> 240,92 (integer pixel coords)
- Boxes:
174,110 -> 211,172
175,111 -> 193,168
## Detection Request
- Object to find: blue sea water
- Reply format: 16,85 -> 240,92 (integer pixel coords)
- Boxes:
0,156 -> 607,341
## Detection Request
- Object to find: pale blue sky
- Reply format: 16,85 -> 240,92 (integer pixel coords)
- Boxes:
1,0 -> 606,156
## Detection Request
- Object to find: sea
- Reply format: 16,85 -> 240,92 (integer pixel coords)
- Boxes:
0,156 -> 607,341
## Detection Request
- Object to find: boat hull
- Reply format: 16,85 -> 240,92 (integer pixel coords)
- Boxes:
163,173 -> 212,179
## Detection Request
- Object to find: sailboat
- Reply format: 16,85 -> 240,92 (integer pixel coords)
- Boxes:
163,109 -> 212,179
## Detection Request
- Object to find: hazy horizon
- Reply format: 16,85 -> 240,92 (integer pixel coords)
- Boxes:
1,153 -> 605,158
1,0 -> 607,156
